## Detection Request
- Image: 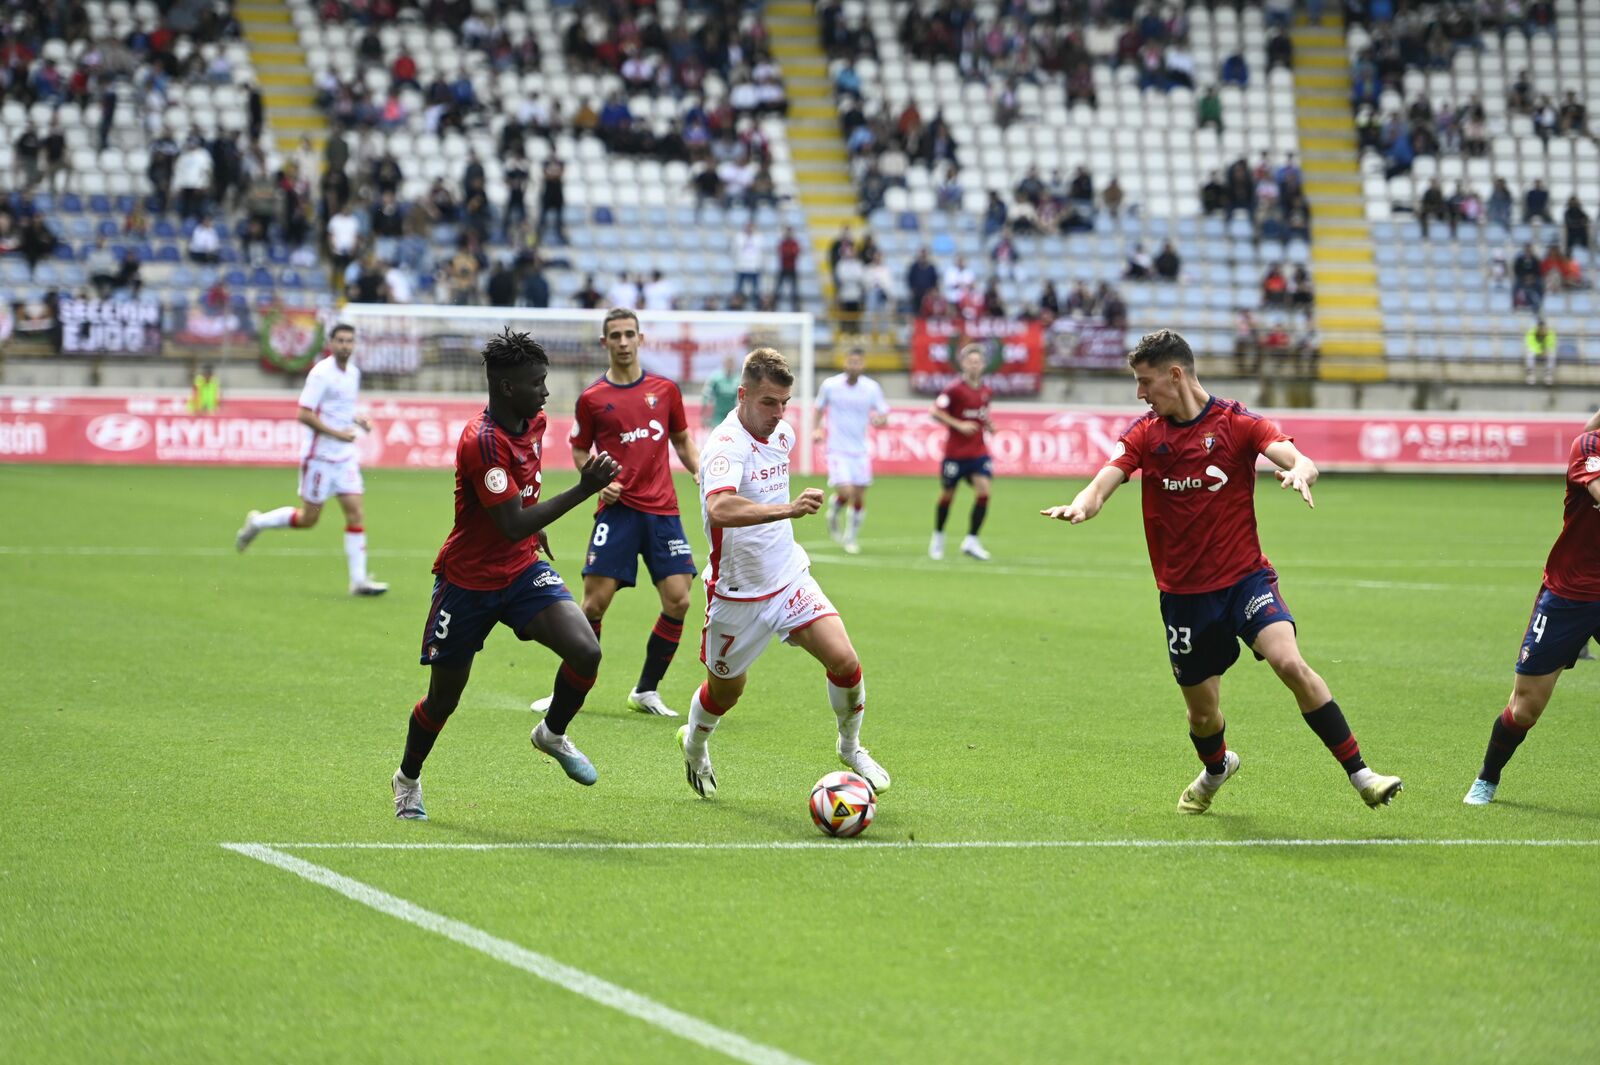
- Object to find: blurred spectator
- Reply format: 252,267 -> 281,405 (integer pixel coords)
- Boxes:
1220,50 -> 1249,87
1418,178 -> 1451,237
1124,242 -> 1154,280
1154,242 -> 1181,281
833,242 -> 864,316
643,270 -> 677,311
537,157 -> 567,243
13,123 -> 40,189
42,118 -> 67,194
1266,30 -> 1293,72
1262,263 -> 1289,308
1487,178 -> 1514,228
1102,177 -> 1125,218
1234,308 -> 1262,374
575,273 -> 603,309
1524,179 -> 1553,224
327,203 -> 360,281
444,241 -> 482,305
1525,318 -> 1557,385
1564,196 -> 1591,256
87,239 -> 120,297
173,137 -> 214,220
776,227 -> 801,311
188,215 -> 221,264
1541,243 -> 1587,291
1512,242 -> 1544,310
732,222 -> 764,303
1197,86 -> 1223,132
906,247 -> 939,312
486,257 -> 518,306
606,272 -> 641,309
520,257 -> 550,308
1291,264 -> 1315,309
941,255 -> 975,302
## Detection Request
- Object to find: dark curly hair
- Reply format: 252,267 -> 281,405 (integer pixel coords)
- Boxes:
482,326 -> 548,381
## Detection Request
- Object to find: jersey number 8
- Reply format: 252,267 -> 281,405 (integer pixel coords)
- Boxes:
592,523 -> 609,547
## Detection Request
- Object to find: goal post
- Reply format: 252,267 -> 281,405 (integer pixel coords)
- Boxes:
336,304 -> 818,474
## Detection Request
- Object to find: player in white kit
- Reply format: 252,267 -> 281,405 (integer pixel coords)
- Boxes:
813,346 -> 889,554
676,348 -> 891,798
234,323 -> 388,596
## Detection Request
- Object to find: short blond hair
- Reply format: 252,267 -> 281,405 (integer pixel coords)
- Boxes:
741,347 -> 794,387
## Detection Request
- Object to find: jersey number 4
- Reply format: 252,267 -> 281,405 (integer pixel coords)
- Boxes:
1531,613 -> 1547,643
1167,625 -> 1192,655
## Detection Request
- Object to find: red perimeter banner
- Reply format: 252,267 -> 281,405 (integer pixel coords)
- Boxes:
0,393 -> 1587,476
910,318 -> 1045,396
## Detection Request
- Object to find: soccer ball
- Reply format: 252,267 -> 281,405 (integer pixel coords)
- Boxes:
809,771 -> 876,838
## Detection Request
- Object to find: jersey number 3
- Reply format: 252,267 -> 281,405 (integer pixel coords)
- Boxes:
434,610 -> 452,640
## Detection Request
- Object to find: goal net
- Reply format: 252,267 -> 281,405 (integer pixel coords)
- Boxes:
335,304 -> 818,473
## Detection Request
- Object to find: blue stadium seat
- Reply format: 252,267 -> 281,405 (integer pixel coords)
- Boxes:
88,194 -> 112,214
154,218 -> 177,239
268,245 -> 291,264
156,245 -> 180,263
280,270 -> 304,289
115,196 -> 135,214
224,268 -> 248,286
250,267 -> 275,287
54,244 -> 75,261
96,219 -> 119,238
592,206 -> 614,225
59,193 -> 83,214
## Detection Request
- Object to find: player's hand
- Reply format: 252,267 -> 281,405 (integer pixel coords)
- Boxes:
579,451 -> 621,494
1275,468 -> 1316,508
812,425 -> 825,442
354,416 -> 373,433
598,481 -> 623,505
789,487 -> 825,518
339,428 -> 359,442
1041,502 -> 1092,524
956,420 -> 980,436
537,529 -> 554,560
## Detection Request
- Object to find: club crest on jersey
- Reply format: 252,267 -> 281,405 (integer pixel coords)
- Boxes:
779,431 -> 790,448
1203,433 -> 1216,451
1586,455 -> 1600,474
645,393 -> 658,408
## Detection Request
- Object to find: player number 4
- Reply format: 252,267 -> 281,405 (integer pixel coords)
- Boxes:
433,610 -> 452,640
1168,625 -> 1192,655
1531,612 -> 1547,643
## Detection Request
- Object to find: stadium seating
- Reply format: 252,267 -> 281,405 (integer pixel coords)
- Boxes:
1352,0 -> 1598,366
825,2 -> 1305,355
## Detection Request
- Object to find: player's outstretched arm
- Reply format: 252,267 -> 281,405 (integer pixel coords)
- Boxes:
706,487 -> 825,528
1041,466 -> 1125,524
1263,440 -> 1318,508
487,452 -> 621,542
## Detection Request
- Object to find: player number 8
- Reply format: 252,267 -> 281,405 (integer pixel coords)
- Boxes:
1167,625 -> 1192,655
592,523 -> 610,547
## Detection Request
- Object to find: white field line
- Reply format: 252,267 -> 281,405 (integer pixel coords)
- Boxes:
230,838 -> 1600,852
221,843 -> 813,1065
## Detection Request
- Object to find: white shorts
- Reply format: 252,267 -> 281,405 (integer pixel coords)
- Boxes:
701,572 -> 839,679
826,452 -> 873,487
299,456 -> 364,505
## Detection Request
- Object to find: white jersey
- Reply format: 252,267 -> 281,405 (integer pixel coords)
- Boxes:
699,412 -> 810,601
815,373 -> 889,457
297,355 -> 362,463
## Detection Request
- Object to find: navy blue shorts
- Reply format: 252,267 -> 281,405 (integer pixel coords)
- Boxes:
581,503 -> 697,588
1158,567 -> 1296,686
419,561 -> 575,667
940,455 -> 994,489
1516,585 -> 1600,675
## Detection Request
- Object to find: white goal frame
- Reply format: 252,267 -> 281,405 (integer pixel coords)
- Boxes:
338,304 -> 818,474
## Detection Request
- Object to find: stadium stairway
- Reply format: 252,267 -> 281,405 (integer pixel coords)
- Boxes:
767,0 -> 865,347
1293,21 -> 1386,382
238,2 -> 324,161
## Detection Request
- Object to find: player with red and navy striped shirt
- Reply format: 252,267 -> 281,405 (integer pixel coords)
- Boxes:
929,343 -> 995,561
529,308 -> 700,719
389,328 -> 620,821
1464,407 -> 1600,805
1042,330 -> 1403,813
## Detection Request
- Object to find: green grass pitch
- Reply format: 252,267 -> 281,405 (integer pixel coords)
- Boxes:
3,464 -> 1597,1063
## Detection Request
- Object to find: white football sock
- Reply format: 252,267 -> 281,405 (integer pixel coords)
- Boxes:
685,687 -> 722,755
256,505 -> 299,529
344,528 -> 367,584
828,673 -> 866,750
848,506 -> 865,539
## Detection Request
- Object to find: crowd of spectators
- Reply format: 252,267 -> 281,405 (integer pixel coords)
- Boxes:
1198,150 -> 1311,242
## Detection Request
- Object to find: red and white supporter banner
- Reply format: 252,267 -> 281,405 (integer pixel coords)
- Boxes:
910,318 -> 1046,396
0,393 -> 1587,476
